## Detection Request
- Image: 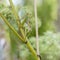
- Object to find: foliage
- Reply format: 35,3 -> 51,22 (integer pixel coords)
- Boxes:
0,0 -> 58,60
0,1 -> 39,60
0,0 -> 57,37
24,0 -> 57,36
0,3 -> 19,57
38,0 -> 57,35
20,31 -> 60,60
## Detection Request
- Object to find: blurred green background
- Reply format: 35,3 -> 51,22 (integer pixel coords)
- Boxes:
0,0 -> 59,60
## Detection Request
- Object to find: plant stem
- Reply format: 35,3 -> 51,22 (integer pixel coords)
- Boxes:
0,13 -> 39,60
9,0 -> 25,39
34,0 -> 41,60
0,13 -> 24,42
9,0 -> 22,28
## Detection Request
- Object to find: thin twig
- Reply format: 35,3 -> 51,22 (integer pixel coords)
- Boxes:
34,0 -> 41,60
9,0 -> 26,39
9,0 -> 22,28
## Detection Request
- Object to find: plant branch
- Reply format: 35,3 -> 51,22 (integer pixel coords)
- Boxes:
9,0 -> 22,28
0,13 -> 39,60
34,0 -> 41,60
9,0 -> 26,39
0,13 -> 24,42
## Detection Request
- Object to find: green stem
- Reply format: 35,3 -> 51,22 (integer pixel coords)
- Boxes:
9,0 -> 26,39
0,13 -> 24,42
9,0 -> 22,28
0,13 -> 39,60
